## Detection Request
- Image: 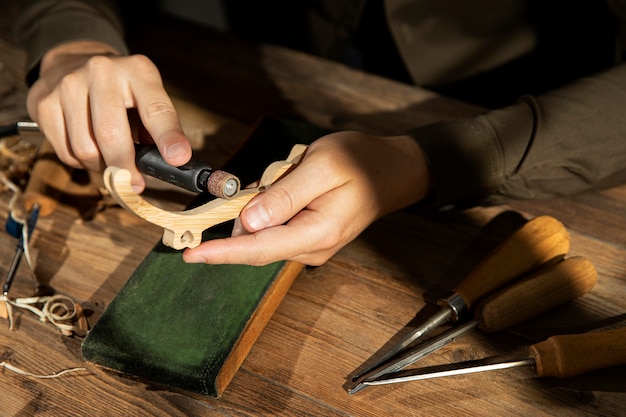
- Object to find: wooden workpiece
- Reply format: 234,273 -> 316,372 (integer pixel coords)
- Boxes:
0,8 -> 625,416
104,144 -> 307,249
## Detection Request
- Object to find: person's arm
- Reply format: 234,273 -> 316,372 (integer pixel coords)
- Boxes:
16,0 -> 191,192
184,62 -> 626,267
16,0 -> 128,84
412,62 -> 626,208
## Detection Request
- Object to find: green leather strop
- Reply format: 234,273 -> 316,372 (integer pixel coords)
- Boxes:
81,118 -> 330,397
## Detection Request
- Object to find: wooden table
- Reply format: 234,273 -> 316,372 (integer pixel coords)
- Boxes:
1,13 -> 625,417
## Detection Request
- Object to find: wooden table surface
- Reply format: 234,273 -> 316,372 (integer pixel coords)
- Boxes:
1,13 -> 625,417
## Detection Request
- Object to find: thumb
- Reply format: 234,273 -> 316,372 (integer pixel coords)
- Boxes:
239,141 -> 346,233
239,153 -> 332,232
239,185 -> 298,232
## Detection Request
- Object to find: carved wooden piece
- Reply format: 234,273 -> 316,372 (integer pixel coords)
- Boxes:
103,145 -> 307,249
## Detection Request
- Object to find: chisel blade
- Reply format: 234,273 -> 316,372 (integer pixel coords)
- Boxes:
363,356 -> 535,386
348,319 -> 479,394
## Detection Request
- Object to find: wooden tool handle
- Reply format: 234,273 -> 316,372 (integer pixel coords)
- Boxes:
530,326 -> 626,378
23,139 -> 73,217
476,256 -> 597,332
454,216 -> 570,310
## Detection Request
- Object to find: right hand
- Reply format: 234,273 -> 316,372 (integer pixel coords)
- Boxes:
26,40 -> 192,192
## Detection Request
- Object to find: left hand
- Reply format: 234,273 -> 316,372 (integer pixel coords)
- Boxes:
182,131 -> 431,266
27,41 -> 191,193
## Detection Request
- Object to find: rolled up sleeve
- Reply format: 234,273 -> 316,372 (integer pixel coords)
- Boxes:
410,62 -> 626,208
15,0 -> 128,85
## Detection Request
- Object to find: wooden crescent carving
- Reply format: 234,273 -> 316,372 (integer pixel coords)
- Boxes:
103,144 -> 308,250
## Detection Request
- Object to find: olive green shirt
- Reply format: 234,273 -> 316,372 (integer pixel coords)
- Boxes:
15,0 -> 626,208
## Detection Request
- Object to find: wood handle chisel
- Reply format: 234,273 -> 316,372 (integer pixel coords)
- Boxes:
348,256 -> 597,394
363,325 -> 626,386
352,215 -> 571,382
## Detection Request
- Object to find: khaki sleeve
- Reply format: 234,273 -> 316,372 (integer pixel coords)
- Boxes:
15,0 -> 128,85
410,62 -> 626,208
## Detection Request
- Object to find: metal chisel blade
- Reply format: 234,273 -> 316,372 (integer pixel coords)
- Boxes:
351,307 -> 453,382
348,319 -> 480,394
363,356 -> 535,386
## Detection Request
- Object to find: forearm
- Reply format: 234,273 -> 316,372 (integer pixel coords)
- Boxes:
411,62 -> 626,208
15,0 -> 128,85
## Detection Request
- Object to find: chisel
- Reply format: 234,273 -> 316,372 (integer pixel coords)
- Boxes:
348,256 -> 597,394
363,325 -> 626,385
352,215 -> 570,381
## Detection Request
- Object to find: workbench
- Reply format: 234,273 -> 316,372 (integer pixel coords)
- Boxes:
1,11 -> 625,417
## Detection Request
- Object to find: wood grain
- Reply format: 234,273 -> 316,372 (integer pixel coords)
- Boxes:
0,9 -> 624,416
531,327 -> 626,378
103,144 -> 306,249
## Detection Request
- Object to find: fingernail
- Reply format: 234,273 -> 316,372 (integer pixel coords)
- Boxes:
231,218 -> 250,236
132,184 -> 144,194
183,251 -> 206,263
165,143 -> 186,161
244,202 -> 271,231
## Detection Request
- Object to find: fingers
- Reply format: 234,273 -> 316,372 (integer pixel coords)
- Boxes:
129,56 -> 191,167
184,139 -> 369,266
231,218 -> 250,237
184,208 -> 342,266
28,52 -> 191,192
239,143 -> 344,233
181,133 -> 430,266
89,55 -> 189,188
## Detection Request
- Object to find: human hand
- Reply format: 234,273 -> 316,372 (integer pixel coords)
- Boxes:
26,41 -> 191,192
183,131 -> 431,266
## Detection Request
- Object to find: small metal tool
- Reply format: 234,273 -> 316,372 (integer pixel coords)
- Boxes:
135,144 -> 241,199
0,121 -> 40,139
362,326 -> 626,386
351,216 -> 571,383
3,204 -> 40,295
